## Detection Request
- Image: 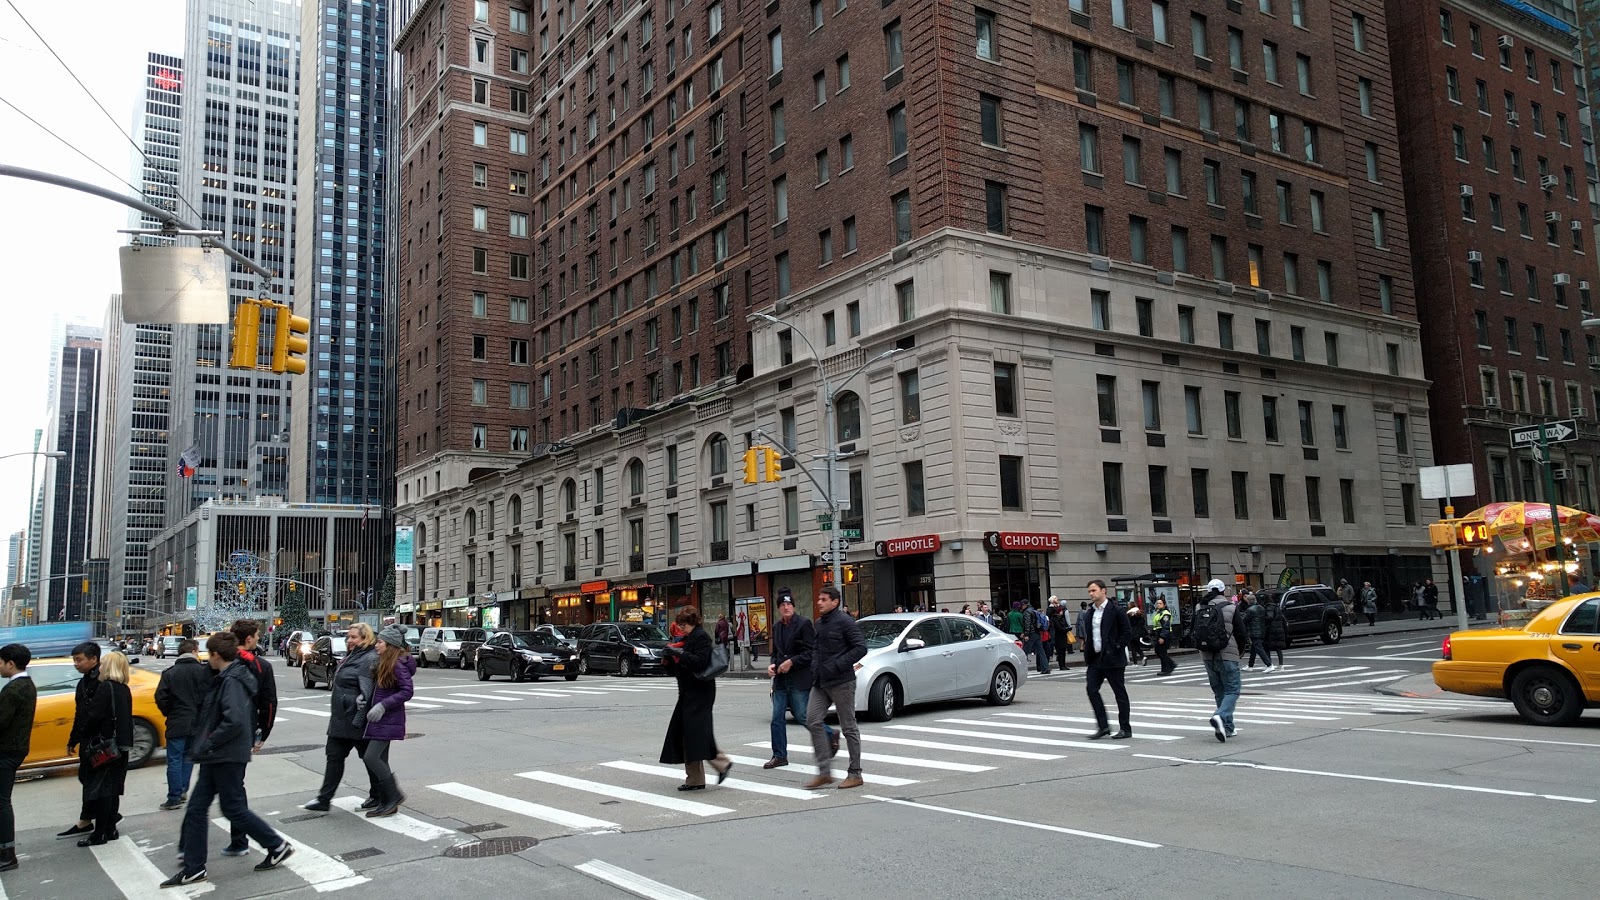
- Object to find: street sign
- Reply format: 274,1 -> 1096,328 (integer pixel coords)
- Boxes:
1418,463 -> 1475,501
817,514 -> 832,525
841,528 -> 862,540
1509,419 -> 1577,448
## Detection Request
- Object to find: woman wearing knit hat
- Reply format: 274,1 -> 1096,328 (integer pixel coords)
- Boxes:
361,626 -> 416,818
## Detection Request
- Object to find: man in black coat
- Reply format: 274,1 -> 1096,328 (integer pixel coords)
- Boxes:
762,591 -> 835,769
802,587 -> 867,790
223,620 -> 277,854
0,643 -> 37,871
1077,579 -> 1133,739
155,639 -> 213,810
56,641 -> 103,840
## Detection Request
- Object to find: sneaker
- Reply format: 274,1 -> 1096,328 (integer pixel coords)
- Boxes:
1263,665 -> 1276,674
1227,728 -> 1240,738
1209,714 -> 1227,743
159,800 -> 185,811
161,869 -> 207,889
221,843 -> 251,857
254,841 -> 294,871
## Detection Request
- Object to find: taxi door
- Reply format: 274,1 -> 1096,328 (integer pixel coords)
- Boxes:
25,662 -> 86,769
1551,597 -> 1600,701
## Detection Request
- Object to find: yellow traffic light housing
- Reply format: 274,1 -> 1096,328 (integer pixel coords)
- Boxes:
763,446 -> 782,482
269,302 -> 311,375
743,448 -> 760,484
228,299 -> 263,370
1456,521 -> 1492,546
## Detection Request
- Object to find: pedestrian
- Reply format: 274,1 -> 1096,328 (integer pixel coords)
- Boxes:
56,641 -> 106,841
1232,592 -> 1250,659
361,626 -> 416,817
1006,601 -> 1025,638
1423,579 -> 1441,620
1241,595 -> 1269,670
1262,598 -> 1289,671
762,593 -> 836,769
1338,579 -> 1356,620
1150,597 -> 1176,675
0,643 -> 37,872
960,604 -> 973,617
802,586 -> 866,789
162,632 -> 294,888
1021,602 -> 1050,675
301,623 -> 379,811
76,651 -> 134,847
1361,581 -> 1379,626
219,620 -> 277,855
154,638 -> 213,811
1048,597 -> 1071,667
1126,601 -> 1149,667
713,614 -> 732,662
659,606 -> 732,790
1193,580 -> 1242,742
1077,580 -> 1132,739
974,603 -> 992,625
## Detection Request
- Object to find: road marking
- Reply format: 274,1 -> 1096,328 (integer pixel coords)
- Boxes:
1245,666 -> 1382,683
722,754 -> 921,786
1288,654 -> 1445,663
92,832 -> 215,899
209,818 -> 371,892
1377,640 -> 1446,650
746,740 -> 994,772
280,707 -> 332,717
574,859 -> 706,900
863,795 -> 1161,848
861,734 -> 1064,760
490,690 -> 543,699
413,696 -> 477,705
600,760 -> 824,801
330,797 -> 458,841
518,771 -> 735,815
448,692 -> 525,701
428,782 -> 621,832
943,717 -> 1183,742
1284,675 -> 1413,689
1280,690 -> 1508,706
1135,703 -> 1341,721
1354,727 -> 1600,748
985,711 -> 1220,734
551,687 -> 616,695
887,724 -> 1132,750
1131,755 -> 1596,804
407,702 -> 444,710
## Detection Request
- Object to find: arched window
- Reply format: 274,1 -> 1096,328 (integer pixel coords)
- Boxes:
561,478 -> 578,515
465,508 -> 477,538
415,522 -> 427,550
508,494 -> 522,526
627,458 -> 646,497
483,501 -> 495,533
708,433 -> 730,476
836,391 -> 863,441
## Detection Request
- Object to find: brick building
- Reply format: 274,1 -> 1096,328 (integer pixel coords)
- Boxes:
394,0 -> 1442,628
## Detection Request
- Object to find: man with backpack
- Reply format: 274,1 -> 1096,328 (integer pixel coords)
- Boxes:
1022,603 -> 1050,675
1193,579 -> 1241,742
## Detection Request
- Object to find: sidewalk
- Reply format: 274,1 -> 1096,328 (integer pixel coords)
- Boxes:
1375,671 -> 1487,702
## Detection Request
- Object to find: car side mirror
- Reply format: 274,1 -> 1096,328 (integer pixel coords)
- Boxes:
901,638 -> 926,652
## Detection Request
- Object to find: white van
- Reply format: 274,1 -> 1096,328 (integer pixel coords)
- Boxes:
418,627 -> 471,668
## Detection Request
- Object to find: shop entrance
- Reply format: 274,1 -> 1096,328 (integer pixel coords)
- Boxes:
988,552 -> 1050,610
893,554 -> 937,611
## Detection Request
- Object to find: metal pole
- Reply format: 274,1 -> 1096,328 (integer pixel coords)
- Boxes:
1540,425 -> 1568,597
23,429 -> 41,622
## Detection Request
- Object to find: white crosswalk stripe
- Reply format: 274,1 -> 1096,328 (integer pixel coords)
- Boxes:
330,797 -> 459,841
519,771 -> 736,815
208,817 -> 371,892
952,716 -> 1185,742
745,740 -> 995,772
600,760 -> 825,801
428,781 -> 621,832
722,755 -> 921,786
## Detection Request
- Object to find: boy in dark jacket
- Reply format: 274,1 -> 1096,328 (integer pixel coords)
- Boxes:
163,632 -> 294,888
154,639 -> 212,810
0,643 -> 37,871
222,620 -> 277,854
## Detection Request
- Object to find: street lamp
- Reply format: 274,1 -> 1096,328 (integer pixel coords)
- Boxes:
753,312 -> 903,593
0,450 -> 66,462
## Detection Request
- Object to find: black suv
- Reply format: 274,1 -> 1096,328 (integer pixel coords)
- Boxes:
576,622 -> 671,676
1253,584 -> 1349,645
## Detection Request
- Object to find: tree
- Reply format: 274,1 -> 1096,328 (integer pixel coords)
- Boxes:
376,571 -> 396,612
278,588 -> 309,633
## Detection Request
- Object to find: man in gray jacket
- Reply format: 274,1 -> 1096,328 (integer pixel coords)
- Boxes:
1196,580 -> 1242,742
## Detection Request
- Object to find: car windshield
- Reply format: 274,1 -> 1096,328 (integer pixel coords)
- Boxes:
617,624 -> 667,641
510,632 -> 561,650
329,637 -> 347,653
439,629 -> 462,640
859,619 -> 911,649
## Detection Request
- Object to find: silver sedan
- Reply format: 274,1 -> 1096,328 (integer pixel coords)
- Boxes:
851,613 -> 1028,721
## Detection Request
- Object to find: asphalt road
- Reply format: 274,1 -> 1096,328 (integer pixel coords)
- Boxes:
7,645 -> 1596,900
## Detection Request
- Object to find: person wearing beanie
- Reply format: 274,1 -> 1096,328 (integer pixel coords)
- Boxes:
361,626 -> 416,817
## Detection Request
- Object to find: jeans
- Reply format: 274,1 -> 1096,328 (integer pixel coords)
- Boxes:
1204,658 -> 1241,734
770,684 -> 832,759
165,736 -> 194,804
1248,637 -> 1270,667
807,680 -> 861,777
1084,658 -> 1130,732
1026,635 -> 1051,674
0,755 -> 17,848
181,762 -> 282,874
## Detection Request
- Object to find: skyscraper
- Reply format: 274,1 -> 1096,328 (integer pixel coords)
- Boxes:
39,324 -> 102,621
166,0 -> 301,520
290,0 -> 391,507
3,531 -> 21,608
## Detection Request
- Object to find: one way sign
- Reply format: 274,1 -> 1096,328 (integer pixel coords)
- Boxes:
1509,419 -> 1578,448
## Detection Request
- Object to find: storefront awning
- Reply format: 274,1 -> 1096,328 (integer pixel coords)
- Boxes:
690,561 -> 754,581
443,597 -> 471,609
758,554 -> 814,573
418,601 -> 442,612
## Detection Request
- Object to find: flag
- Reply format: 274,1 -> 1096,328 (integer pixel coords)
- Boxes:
177,445 -> 200,478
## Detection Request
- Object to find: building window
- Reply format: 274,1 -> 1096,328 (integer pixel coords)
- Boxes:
1232,471 -> 1250,519
1142,381 -> 1162,431
980,94 -> 1003,146
896,280 -> 916,322
1225,391 -> 1242,439
1149,465 -> 1169,517
1085,205 -> 1105,255
1000,456 -> 1024,510
893,191 -> 912,244
1340,478 -> 1357,523
990,271 -> 1013,314
900,369 -> 921,423
1185,386 -> 1204,435
1393,412 -> 1410,455
1262,396 -> 1280,442
994,363 -> 1018,416
1298,400 -> 1315,445
1191,468 -> 1210,517
1097,375 -> 1118,427
1218,312 -> 1234,350
904,461 -> 925,515
1104,462 -> 1125,516
985,181 -> 1007,234
1270,473 -> 1288,520
1136,296 -> 1154,337
975,8 -> 998,61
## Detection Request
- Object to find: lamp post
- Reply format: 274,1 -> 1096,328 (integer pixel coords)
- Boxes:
7,443 -> 65,625
754,313 -> 902,594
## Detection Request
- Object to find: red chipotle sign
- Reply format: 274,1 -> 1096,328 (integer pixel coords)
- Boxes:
875,535 -> 942,557
984,532 -> 1061,552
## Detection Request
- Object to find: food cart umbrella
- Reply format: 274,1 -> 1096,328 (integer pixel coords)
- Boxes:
1458,502 -> 1598,552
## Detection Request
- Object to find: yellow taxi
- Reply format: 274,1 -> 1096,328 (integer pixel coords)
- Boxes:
1433,594 -> 1600,726
24,658 -> 168,771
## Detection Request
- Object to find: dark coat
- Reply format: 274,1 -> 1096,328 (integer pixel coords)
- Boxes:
363,654 -> 416,742
191,660 -> 258,766
154,655 -> 213,739
1241,603 -> 1266,639
0,674 -> 36,760
238,648 -> 278,743
80,680 -> 133,800
770,614 -> 820,692
1264,604 -> 1290,650
327,645 -> 377,741
659,626 -> 720,764
68,665 -> 100,750
1075,602 -> 1132,669
812,606 -> 867,687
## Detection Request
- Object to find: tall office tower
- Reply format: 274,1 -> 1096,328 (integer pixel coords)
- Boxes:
39,325 -> 102,621
3,531 -> 21,607
1389,1 -> 1600,555
289,0 -> 392,507
135,54 -> 186,239
166,0 -> 301,520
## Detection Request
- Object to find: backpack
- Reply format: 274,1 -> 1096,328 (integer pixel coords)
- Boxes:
1191,602 -> 1232,653
1034,609 -> 1051,633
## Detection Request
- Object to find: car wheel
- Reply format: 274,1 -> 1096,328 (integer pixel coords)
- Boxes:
1320,618 -> 1343,645
461,656 -> 472,671
128,719 -> 158,768
986,665 -> 1018,706
618,655 -> 633,678
578,655 -> 591,675
417,653 -> 427,669
1508,666 -> 1585,726
477,662 -> 490,682
511,665 -> 525,683
303,667 -> 313,689
867,676 -> 898,722
565,672 -> 579,681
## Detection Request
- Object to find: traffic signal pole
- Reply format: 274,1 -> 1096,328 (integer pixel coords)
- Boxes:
1537,424 -> 1569,598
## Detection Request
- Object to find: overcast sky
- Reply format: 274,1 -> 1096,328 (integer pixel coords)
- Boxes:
0,0 -> 185,561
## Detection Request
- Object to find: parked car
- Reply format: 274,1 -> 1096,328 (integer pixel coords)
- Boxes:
852,613 -> 1028,722
23,657 -> 167,770
157,635 -> 183,659
457,628 -> 490,670
576,622 -> 671,676
535,624 -> 581,650
402,626 -> 422,655
1249,584 -> 1349,645
283,629 -> 325,667
300,634 -> 350,689
417,627 -> 474,668
1433,593 -> 1600,725
477,631 -> 581,682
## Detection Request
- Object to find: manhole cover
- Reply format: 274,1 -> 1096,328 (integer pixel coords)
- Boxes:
443,836 -> 539,858
460,823 -> 506,835
336,847 -> 384,862
258,744 -> 323,755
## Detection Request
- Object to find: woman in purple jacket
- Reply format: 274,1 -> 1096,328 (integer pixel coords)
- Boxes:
361,626 -> 416,818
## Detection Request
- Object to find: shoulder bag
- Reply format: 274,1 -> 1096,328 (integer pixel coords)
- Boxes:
696,643 -> 729,681
87,686 -> 127,768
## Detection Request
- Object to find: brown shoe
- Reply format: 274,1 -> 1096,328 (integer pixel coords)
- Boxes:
762,757 -> 789,769
802,774 -> 835,790
837,775 -> 865,790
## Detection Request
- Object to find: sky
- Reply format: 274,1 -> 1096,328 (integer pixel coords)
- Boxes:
0,0 -> 186,558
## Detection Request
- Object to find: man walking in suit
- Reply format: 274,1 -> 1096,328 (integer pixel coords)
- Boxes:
1077,579 -> 1132,739
0,644 -> 37,871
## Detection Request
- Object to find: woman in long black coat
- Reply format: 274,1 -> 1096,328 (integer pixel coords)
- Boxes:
79,651 -> 134,847
660,606 -> 731,791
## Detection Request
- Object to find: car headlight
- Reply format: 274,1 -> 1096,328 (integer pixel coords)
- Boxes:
299,646 -> 312,656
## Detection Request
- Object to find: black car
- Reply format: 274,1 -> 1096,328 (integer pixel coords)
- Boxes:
1252,584 -> 1350,645
576,622 -> 671,677
301,635 -> 349,689
284,629 -> 327,668
476,631 -> 580,682
458,628 -> 490,670
534,624 -> 581,650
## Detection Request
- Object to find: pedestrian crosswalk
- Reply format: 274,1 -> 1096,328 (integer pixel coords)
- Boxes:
1035,662 -> 1422,693
271,678 -> 708,722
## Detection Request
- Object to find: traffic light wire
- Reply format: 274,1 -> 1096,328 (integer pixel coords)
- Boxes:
0,93 -> 148,200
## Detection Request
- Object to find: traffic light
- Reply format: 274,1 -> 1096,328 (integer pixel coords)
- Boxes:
743,448 -> 761,484
1456,521 -> 1493,546
763,446 -> 782,482
270,302 -> 311,374
237,581 -> 247,595
229,298 -> 263,370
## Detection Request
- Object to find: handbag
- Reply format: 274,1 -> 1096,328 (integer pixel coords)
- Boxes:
696,643 -> 729,681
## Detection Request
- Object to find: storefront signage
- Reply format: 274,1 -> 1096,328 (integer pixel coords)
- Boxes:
443,597 -> 471,609
984,532 -> 1061,552
876,535 -> 942,557
418,601 -> 441,612
395,603 -> 415,613
580,580 -> 610,593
